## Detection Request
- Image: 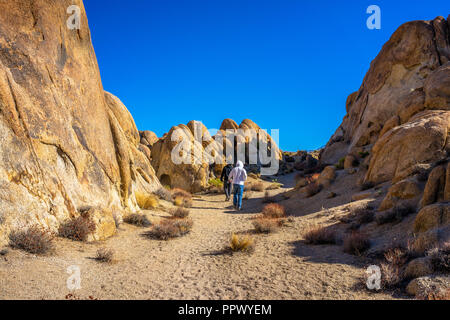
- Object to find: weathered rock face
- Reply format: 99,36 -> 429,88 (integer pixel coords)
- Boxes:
321,17 -> 450,179
0,0 -> 159,244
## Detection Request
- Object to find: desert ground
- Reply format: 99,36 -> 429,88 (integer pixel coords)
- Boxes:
0,172 -> 400,300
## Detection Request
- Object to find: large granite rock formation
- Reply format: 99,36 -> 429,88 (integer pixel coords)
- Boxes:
0,0 -> 160,244
321,17 -> 450,174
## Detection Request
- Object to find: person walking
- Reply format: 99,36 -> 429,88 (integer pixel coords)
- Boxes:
228,160 -> 247,211
220,164 -> 233,201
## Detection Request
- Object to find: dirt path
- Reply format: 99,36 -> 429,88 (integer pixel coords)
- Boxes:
0,180 -> 396,300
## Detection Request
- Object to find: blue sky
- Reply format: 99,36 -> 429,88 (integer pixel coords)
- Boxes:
84,0 -> 449,151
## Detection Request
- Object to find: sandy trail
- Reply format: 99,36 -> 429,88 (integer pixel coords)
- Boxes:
0,177 -> 396,300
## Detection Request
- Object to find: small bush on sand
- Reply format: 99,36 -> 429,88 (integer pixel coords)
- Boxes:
95,248 -> 115,263
9,226 -> 55,255
145,218 -> 193,240
124,213 -> 151,227
417,287 -> 450,300
170,207 -> 190,219
229,233 -> 254,253
135,192 -> 159,210
343,232 -> 370,255
172,188 -> 193,208
304,225 -> 336,245
380,262 -> 403,289
262,203 -> 285,218
252,217 -> 281,234
171,188 -> 192,199
59,216 -> 96,242
155,187 -> 173,201
305,182 -> 322,197
250,182 -> 265,192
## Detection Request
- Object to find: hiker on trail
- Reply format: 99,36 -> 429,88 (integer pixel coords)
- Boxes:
220,164 -> 233,201
228,160 -> 247,211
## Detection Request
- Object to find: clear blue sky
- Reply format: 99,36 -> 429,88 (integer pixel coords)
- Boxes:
84,0 -> 448,151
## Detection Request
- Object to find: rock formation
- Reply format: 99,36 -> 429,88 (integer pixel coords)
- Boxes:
0,0 -> 160,244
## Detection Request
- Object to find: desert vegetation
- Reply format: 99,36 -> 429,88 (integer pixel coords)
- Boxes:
95,248 -> 115,263
229,233 -> 255,253
145,218 -> 193,240
135,192 -> 159,210
9,226 -> 55,255
124,213 -> 152,227
59,215 -> 96,242
303,225 -> 336,245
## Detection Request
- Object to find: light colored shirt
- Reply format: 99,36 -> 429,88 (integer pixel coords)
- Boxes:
229,166 -> 247,186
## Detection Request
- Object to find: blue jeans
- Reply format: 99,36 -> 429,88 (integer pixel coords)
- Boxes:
233,184 -> 244,209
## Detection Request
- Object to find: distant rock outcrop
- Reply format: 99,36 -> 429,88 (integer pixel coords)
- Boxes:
0,0 -> 160,244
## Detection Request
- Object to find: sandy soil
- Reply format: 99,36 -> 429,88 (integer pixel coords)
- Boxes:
0,173 -> 399,300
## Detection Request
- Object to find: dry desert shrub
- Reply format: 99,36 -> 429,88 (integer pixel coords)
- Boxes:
9,226 -> 55,255
124,213 -> 152,227
95,247 -> 115,263
343,232 -> 370,255
249,182 -> 265,192
135,192 -> 159,210
170,207 -> 190,219
305,182 -> 322,197
252,217 -> 281,234
229,233 -> 254,253
380,262 -> 403,289
155,187 -> 173,201
172,188 -> 193,208
145,218 -> 193,240
303,225 -> 336,245
59,215 -> 96,242
262,203 -> 286,218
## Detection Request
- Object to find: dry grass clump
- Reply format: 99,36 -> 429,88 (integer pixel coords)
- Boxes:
252,217 -> 282,234
249,182 -> 265,192
95,247 -> 115,263
343,232 -> 370,255
170,207 -> 190,219
59,215 -> 96,242
155,187 -> 173,201
172,188 -> 193,208
305,182 -> 322,197
145,218 -> 193,240
135,192 -> 159,210
124,213 -> 151,227
9,226 -> 55,255
229,233 -> 254,253
262,203 -> 285,218
303,225 -> 336,245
